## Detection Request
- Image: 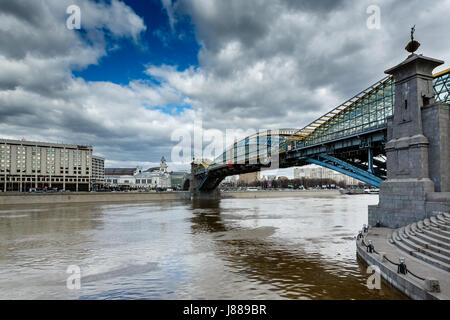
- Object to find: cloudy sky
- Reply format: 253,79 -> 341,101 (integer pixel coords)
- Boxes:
0,0 -> 449,173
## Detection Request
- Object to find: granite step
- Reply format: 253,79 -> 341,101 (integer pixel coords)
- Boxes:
429,225 -> 450,238
401,230 -> 450,258
424,218 -> 439,228
430,216 -> 449,227
397,231 -> 450,264
421,228 -> 450,243
436,214 -> 450,223
433,223 -> 450,232
405,224 -> 417,236
393,236 -> 450,272
417,220 -> 431,230
413,231 -> 450,251
417,219 -> 449,232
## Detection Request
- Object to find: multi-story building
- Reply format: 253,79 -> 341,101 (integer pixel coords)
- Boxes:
238,171 -> 261,185
92,155 -> 105,190
105,157 -> 172,190
0,138 -> 93,192
294,166 -> 360,185
104,168 -> 138,187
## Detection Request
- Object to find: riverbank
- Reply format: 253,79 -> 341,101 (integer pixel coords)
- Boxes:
0,191 -> 191,205
223,189 -> 341,198
356,228 -> 449,300
0,189 -> 344,205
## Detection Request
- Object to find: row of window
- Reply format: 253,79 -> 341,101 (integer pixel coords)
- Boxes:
105,179 -> 157,184
0,177 -> 90,182
0,146 -> 91,169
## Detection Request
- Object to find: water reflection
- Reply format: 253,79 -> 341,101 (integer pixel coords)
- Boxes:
0,196 -> 407,299
188,198 -> 406,300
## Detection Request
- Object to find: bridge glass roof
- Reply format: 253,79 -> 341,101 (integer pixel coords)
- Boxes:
434,69 -> 450,103
284,68 -> 450,151
203,69 -> 450,171
209,130 -> 295,168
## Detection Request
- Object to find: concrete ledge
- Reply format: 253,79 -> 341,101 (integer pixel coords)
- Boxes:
0,191 -> 191,205
0,190 -> 342,205
222,190 -> 340,199
356,239 -> 439,300
427,192 -> 450,202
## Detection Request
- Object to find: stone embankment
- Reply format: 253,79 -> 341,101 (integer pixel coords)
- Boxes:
356,213 -> 450,300
0,191 -> 191,205
0,189 -> 344,205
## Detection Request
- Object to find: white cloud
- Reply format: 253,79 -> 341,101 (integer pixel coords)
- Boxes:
154,0 -> 450,133
0,0 -> 194,169
161,0 -> 177,31
1,0 -> 449,170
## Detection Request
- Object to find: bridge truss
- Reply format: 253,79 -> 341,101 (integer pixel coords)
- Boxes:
194,69 -> 450,191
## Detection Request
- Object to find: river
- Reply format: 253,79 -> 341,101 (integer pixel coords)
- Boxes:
0,193 -> 406,299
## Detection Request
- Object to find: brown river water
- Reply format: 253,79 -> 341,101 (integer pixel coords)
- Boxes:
0,194 -> 407,299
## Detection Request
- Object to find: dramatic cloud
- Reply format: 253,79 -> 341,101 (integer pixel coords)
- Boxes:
0,0 -> 449,171
152,0 -> 450,132
0,0 -> 194,168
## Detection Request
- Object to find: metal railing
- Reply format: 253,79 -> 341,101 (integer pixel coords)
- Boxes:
358,226 -> 426,282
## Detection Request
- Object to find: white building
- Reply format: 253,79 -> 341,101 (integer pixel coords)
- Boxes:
1,138 -> 93,192
294,166 -> 360,185
104,167 -> 138,187
135,157 -> 171,189
92,155 -> 105,189
105,157 -> 171,189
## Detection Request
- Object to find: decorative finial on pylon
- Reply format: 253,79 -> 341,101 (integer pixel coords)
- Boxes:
405,25 -> 420,54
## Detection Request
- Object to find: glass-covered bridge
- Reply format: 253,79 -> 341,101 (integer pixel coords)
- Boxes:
284,68 -> 449,150
194,69 -> 450,190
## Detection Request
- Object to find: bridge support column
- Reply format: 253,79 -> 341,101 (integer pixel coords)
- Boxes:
189,162 -> 221,200
368,148 -> 374,174
369,53 -> 450,228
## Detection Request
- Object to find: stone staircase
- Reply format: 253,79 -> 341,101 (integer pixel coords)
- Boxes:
390,212 -> 450,272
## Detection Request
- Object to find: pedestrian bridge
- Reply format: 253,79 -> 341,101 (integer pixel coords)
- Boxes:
192,69 -> 450,192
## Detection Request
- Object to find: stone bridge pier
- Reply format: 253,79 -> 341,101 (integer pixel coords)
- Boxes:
369,53 -> 450,228
188,162 -> 221,200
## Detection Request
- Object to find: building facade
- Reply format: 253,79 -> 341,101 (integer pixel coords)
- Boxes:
104,168 -> 138,187
105,157 -> 172,190
294,166 -> 360,185
92,155 -> 105,190
238,172 -> 261,185
1,138 -> 93,192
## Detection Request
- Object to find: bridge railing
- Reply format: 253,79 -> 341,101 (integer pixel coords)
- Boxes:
283,68 -> 449,152
283,76 -> 394,151
201,69 -> 450,171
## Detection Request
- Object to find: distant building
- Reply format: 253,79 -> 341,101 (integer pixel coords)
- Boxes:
104,167 -> 138,187
294,167 -> 360,185
105,157 -> 172,189
238,171 -> 261,185
135,157 -> 171,189
170,171 -> 189,189
92,155 -> 105,190
1,138 -> 92,192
